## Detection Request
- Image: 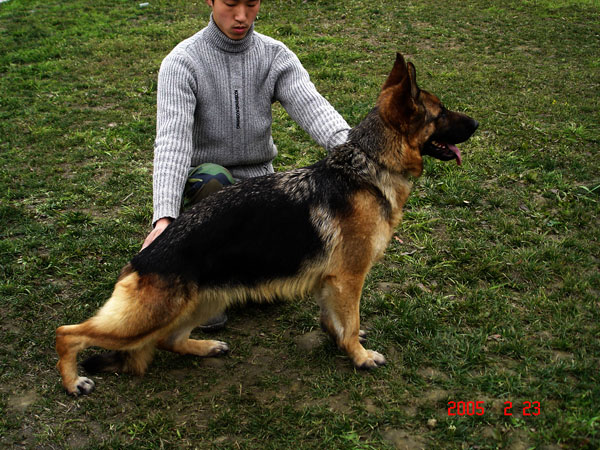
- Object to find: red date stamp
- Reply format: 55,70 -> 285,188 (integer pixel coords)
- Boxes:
448,401 -> 541,416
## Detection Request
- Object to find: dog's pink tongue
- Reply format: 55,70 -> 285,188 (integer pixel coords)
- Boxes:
449,144 -> 462,165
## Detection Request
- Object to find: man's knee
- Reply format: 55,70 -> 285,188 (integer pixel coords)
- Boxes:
182,163 -> 235,210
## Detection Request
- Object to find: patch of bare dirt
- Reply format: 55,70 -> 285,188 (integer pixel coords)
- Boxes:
294,329 -> 326,351
7,390 -> 39,413
417,366 -> 449,382
381,428 -> 428,449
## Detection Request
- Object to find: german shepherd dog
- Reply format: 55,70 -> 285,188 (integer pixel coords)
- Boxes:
56,53 -> 478,395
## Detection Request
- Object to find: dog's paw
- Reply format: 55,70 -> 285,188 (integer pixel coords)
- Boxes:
68,377 -> 95,396
207,340 -> 229,357
355,350 -> 386,370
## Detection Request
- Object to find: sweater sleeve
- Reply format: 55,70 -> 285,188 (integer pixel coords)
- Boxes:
152,51 -> 198,224
273,48 -> 350,152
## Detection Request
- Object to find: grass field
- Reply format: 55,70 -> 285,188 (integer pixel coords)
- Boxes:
1,0 -> 599,448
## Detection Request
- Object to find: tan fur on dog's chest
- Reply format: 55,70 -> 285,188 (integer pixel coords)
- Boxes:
331,184 -> 411,275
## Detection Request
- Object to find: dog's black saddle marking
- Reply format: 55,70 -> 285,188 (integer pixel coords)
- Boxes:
131,167 -> 352,288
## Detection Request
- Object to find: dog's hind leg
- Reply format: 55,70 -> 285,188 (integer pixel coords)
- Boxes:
81,345 -> 156,376
55,323 -> 97,395
157,324 -> 229,357
55,271 -> 179,395
56,320 -> 158,396
157,296 -> 230,357
317,275 -> 386,369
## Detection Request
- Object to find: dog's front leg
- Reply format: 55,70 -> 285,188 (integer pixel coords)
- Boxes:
317,275 -> 386,369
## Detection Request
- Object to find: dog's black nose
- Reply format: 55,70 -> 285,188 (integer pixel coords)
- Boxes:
472,119 -> 479,131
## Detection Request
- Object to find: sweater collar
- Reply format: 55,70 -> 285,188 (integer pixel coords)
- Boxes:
205,14 -> 255,53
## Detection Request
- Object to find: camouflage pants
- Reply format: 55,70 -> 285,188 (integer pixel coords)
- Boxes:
181,163 -> 236,212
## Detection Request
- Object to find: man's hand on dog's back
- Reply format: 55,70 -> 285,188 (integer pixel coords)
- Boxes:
142,217 -> 172,250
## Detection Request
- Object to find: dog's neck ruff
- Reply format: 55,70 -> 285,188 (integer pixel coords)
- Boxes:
205,14 -> 255,53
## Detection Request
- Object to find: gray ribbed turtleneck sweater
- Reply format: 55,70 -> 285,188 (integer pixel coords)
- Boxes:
152,16 -> 351,224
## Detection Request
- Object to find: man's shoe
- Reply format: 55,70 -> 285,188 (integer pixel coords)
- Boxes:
198,313 -> 228,332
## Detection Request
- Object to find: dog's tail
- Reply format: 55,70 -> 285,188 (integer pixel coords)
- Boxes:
81,347 -> 154,375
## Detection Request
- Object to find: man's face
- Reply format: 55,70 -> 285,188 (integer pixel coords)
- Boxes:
207,0 -> 261,40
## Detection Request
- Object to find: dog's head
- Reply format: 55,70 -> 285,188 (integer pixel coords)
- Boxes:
377,53 -> 478,177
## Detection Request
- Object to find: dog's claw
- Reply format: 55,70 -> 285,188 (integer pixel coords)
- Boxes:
359,329 -> 368,343
69,376 -> 95,396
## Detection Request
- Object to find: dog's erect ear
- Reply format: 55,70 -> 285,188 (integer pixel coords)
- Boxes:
382,53 -> 408,90
407,62 -> 420,100
378,53 -> 422,132
382,53 -> 420,100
